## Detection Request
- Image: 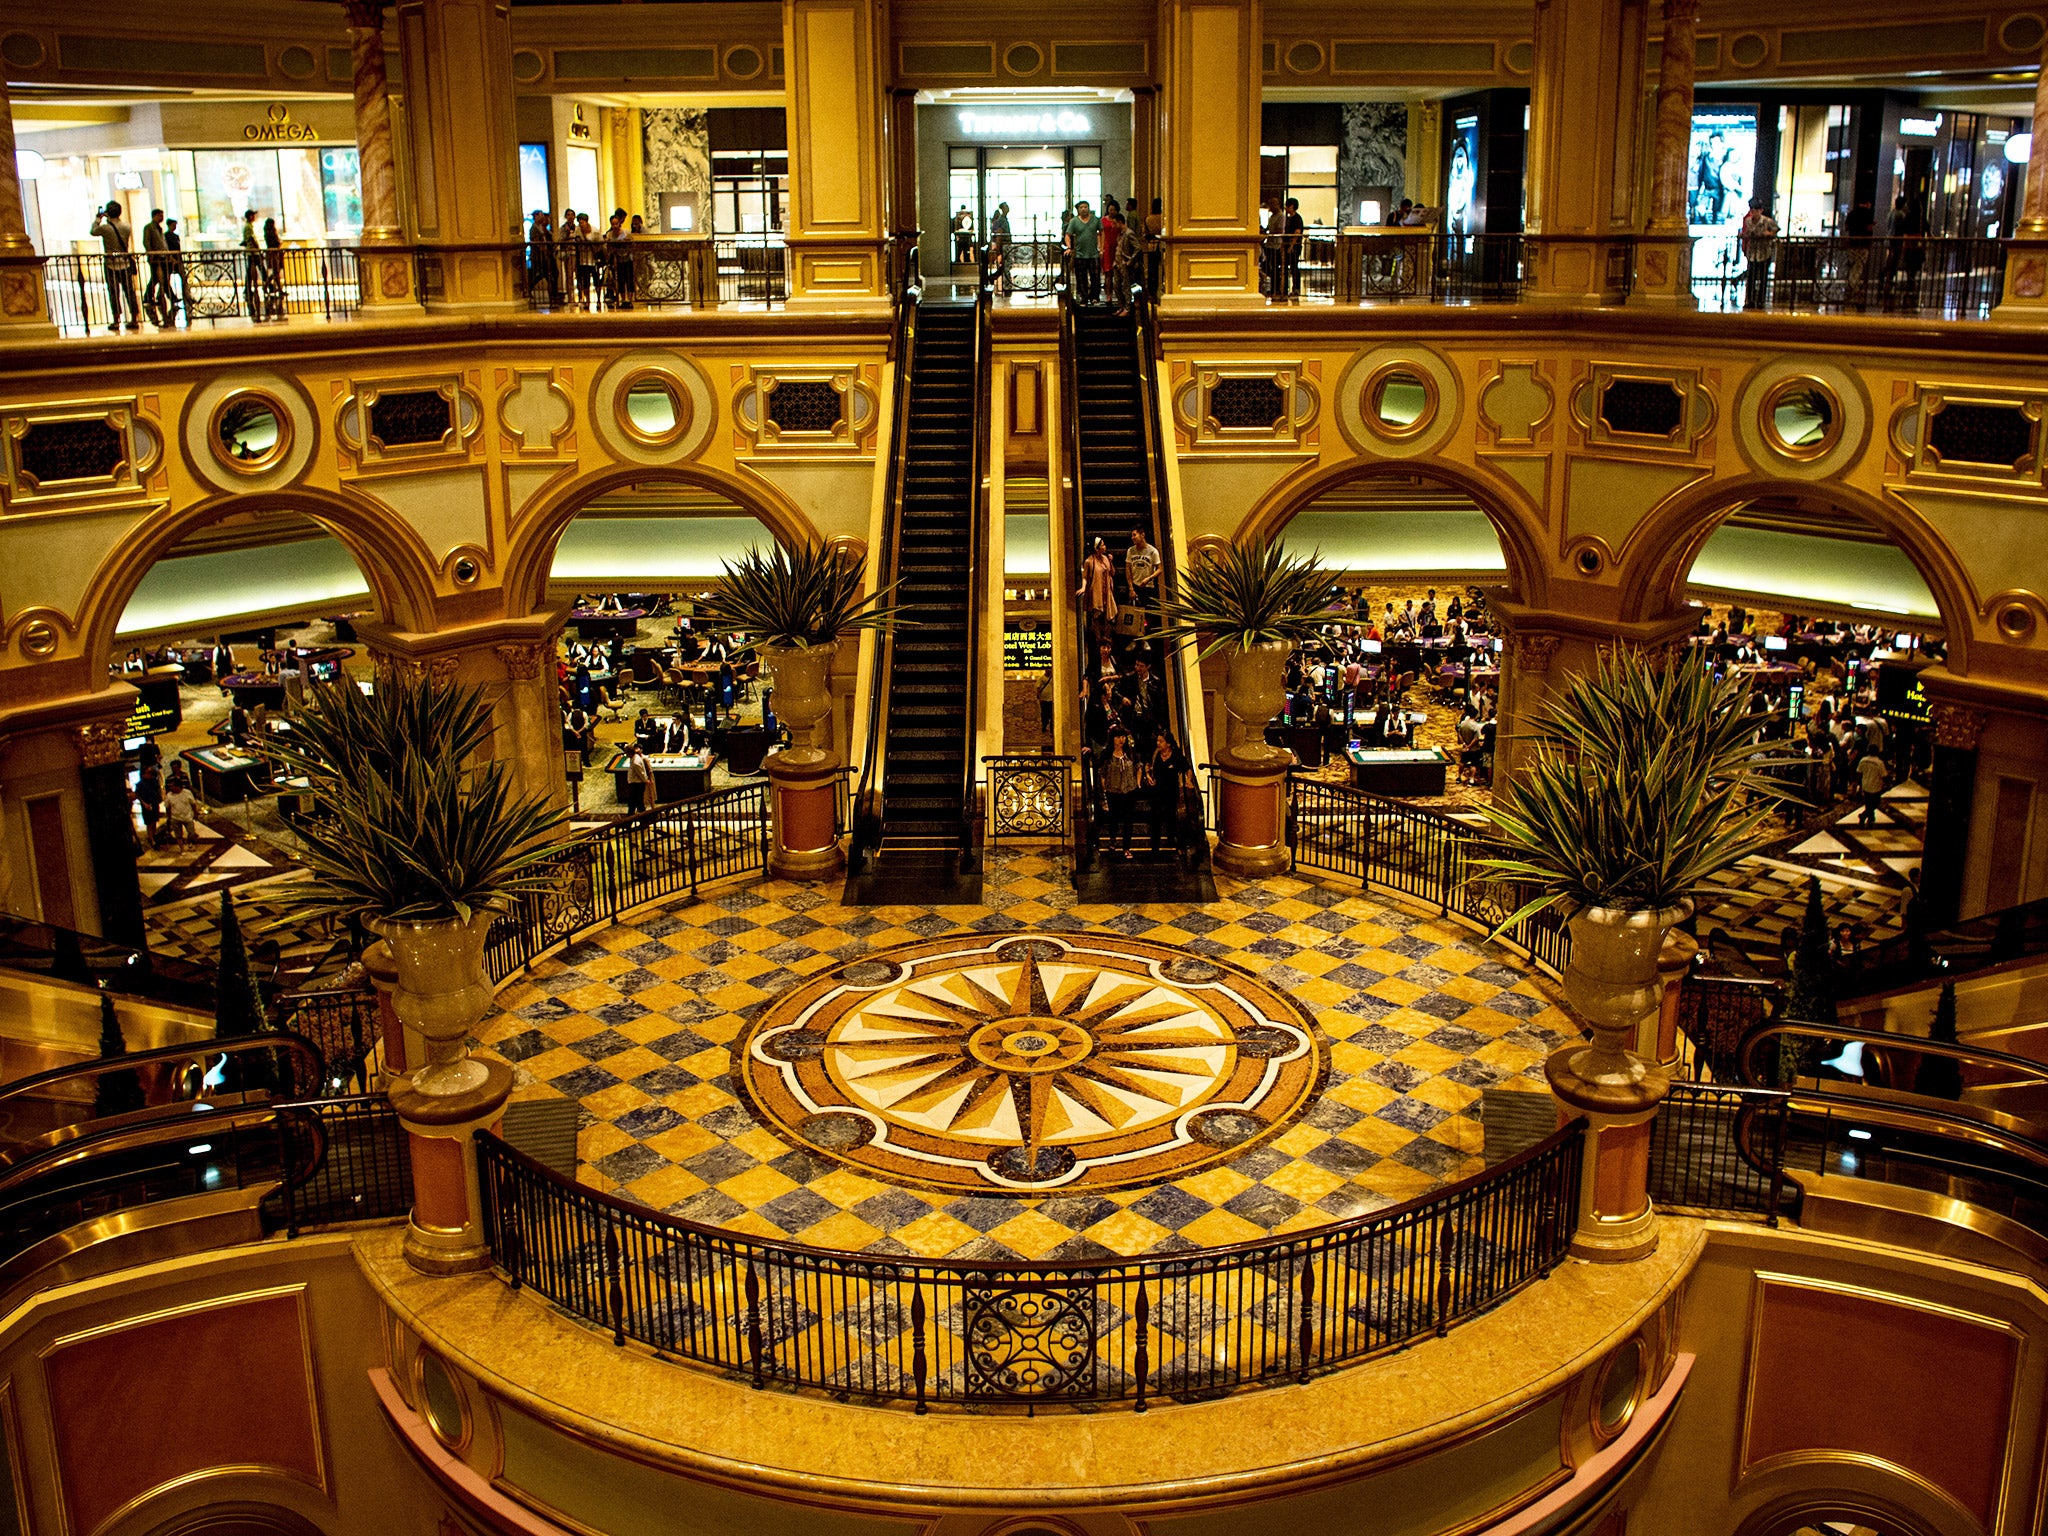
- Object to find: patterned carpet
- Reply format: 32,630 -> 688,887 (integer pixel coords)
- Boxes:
475,851 -> 1568,1260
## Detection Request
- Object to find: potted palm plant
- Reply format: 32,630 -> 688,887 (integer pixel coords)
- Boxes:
1154,540 -> 1352,761
1473,646 -> 1800,1106
266,673 -> 566,1097
691,540 -> 907,750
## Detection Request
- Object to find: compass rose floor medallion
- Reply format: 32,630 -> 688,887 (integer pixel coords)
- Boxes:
740,934 -> 1326,1194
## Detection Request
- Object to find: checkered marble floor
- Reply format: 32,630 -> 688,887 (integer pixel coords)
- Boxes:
475,851 -> 1569,1260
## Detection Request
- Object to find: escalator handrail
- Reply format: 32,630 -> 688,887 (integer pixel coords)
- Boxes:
0,1030 -> 328,1124
957,252 -> 995,863
0,1094 -> 335,1203
1054,271 -> 1095,867
850,246 -> 922,864
1738,1017 -> 2048,1098
1128,274 -> 1202,826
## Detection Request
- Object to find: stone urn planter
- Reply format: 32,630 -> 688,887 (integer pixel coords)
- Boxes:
762,640 -> 839,751
1223,641 -> 1292,764
364,910 -> 496,1099
1553,900 -> 1693,1109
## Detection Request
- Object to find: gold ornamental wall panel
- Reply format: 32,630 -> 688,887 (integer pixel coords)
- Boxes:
0,397 -> 162,513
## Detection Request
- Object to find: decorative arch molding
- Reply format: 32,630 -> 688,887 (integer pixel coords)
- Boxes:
505,461 -> 821,617
1234,454 -> 1549,609
1614,473 -> 1982,676
76,485 -> 441,684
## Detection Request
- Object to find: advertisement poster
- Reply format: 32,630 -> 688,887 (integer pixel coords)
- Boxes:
1687,107 -> 1758,230
1445,114 -> 1481,236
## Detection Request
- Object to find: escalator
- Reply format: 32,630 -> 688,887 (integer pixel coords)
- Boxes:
1059,285 -> 1214,900
849,258 -> 990,894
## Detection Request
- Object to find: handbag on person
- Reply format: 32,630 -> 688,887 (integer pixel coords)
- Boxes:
1113,608 -> 1145,639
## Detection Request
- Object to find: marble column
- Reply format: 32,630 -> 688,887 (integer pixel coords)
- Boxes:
345,0 -> 423,311
1158,0 -> 1265,308
1993,41 -> 2048,323
396,0 -> 523,312
0,73 -> 55,337
1629,0 -> 1698,307
782,0 -> 891,310
1525,0 -> 1648,304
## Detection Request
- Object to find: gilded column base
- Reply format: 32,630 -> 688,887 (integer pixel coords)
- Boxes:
355,241 -> 425,315
767,746 -> 847,882
783,239 -> 891,314
1624,234 -> 1697,309
1523,237 -> 1631,307
1992,237 -> 2048,325
0,252 -> 59,338
1159,238 -> 1267,310
1211,745 -> 1293,879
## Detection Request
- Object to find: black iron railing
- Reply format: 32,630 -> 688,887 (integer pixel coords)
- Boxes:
476,1116 -> 1581,1410
274,987 -> 380,1095
269,1094 -> 414,1235
0,916 -> 217,1012
1648,1080 -> 1789,1222
1672,970 -> 1778,1082
484,780 -> 779,984
1689,234 -> 2007,318
1285,776 -> 1572,975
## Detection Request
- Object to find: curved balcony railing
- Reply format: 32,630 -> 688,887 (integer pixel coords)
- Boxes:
476,1116 -> 1582,1411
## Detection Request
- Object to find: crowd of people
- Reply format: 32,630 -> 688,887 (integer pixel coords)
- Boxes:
86,201 -> 303,331
525,208 -> 649,310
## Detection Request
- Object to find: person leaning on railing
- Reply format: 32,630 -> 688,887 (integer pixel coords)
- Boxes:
527,210 -> 558,307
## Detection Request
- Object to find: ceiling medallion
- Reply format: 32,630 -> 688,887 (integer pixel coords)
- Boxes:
741,934 -> 1324,1194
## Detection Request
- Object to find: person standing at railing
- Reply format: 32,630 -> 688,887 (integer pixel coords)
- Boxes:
141,209 -> 174,327
1064,200 -> 1101,304
1282,197 -> 1305,301
622,743 -> 652,814
239,209 -> 264,321
608,209 -> 636,309
1099,196 -> 1127,307
163,218 -> 185,318
89,201 -> 141,333
1740,198 -> 1779,311
573,212 -> 600,309
989,201 -> 1011,294
263,217 -> 286,320
1843,197 -> 1876,311
526,211 -> 556,307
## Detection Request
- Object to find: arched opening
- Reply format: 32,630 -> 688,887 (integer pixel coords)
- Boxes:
510,469 -> 828,820
1631,484 -> 1970,975
1226,466 -> 1529,805
72,490 -> 431,981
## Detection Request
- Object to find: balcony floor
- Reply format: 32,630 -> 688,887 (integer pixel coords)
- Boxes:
477,850 -> 1569,1260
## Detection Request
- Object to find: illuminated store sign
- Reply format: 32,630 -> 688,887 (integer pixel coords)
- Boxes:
1898,115 -> 1942,138
958,109 -> 1093,137
244,103 -> 319,143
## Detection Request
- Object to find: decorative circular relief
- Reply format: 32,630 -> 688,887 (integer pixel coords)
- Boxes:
741,934 -> 1323,1194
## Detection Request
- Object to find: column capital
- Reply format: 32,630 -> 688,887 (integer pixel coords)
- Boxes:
1930,702 -> 1990,751
343,0 -> 389,28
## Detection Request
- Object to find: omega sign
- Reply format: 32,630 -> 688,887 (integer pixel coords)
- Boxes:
245,104 -> 319,143
958,109 -> 1092,137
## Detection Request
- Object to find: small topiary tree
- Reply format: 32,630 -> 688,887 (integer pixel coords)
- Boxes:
92,990 -> 146,1117
1771,877 -> 1837,1084
214,891 -> 273,1091
1914,981 -> 1964,1100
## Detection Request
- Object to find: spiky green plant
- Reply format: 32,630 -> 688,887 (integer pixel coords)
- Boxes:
93,990 -> 145,1118
692,540 -> 909,651
1914,980 -> 1964,1099
215,890 -> 268,1039
1152,541 -> 1354,660
1471,646 -> 1804,931
262,673 -> 567,925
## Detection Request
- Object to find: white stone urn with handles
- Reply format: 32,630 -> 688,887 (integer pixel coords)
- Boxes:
1223,640 -> 1292,763
364,910 -> 496,1098
761,640 -> 839,752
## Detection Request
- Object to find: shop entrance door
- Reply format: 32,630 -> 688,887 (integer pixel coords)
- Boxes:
946,144 -> 1102,256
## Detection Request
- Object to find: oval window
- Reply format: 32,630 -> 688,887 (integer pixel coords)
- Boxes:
1371,369 -> 1433,433
623,376 -> 683,442
1595,1336 -> 1645,1440
216,395 -> 287,469
417,1349 -> 466,1448
1768,383 -> 1838,458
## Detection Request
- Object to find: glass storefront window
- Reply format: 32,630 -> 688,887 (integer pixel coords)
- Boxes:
519,145 -> 551,220
279,147 -> 325,242
951,145 -> 1102,247
1261,143 -> 1340,229
320,147 -> 362,237
193,149 -> 283,243
711,151 -> 786,235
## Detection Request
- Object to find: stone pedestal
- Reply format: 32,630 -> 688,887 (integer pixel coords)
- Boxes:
389,1060 -> 514,1275
1211,744 -> 1292,878
1550,1088 -> 1664,1263
0,77 -> 54,338
1524,0 -> 1646,305
768,747 -> 846,881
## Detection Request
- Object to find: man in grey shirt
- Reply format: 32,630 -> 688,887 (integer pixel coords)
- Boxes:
1065,200 -> 1101,305
90,202 -> 141,332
